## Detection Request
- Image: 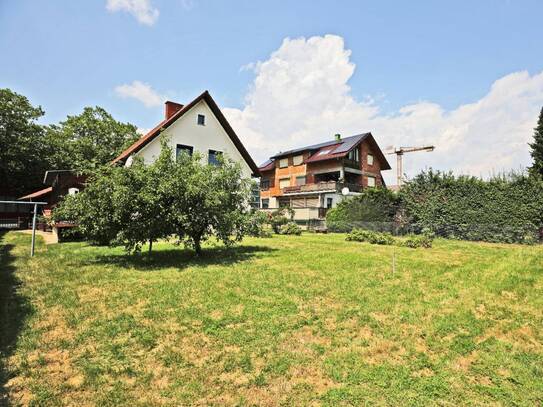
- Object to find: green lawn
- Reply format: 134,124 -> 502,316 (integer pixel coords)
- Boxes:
1,231 -> 542,406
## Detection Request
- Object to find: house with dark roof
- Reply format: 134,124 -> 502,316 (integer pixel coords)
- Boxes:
259,133 -> 391,221
113,90 -> 259,178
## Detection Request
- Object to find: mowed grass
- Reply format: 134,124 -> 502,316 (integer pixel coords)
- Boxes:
1,231 -> 543,406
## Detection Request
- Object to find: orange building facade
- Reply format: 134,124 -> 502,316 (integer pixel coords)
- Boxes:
258,133 -> 391,221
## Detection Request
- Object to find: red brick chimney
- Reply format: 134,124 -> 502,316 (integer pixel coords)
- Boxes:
164,101 -> 184,120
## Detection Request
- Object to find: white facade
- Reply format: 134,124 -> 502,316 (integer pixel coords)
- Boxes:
133,100 -> 253,179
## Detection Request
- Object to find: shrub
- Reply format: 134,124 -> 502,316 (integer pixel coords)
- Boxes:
400,170 -> 543,244
279,222 -> 302,235
244,210 -> 271,237
270,208 -> 294,234
401,233 -> 434,249
346,228 -> 394,245
326,188 -> 401,233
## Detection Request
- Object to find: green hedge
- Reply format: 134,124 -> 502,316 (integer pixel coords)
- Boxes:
326,171 -> 543,244
326,188 -> 400,233
401,171 -> 543,244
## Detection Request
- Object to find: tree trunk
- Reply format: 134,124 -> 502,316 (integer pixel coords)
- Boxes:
194,237 -> 201,256
149,239 -> 153,253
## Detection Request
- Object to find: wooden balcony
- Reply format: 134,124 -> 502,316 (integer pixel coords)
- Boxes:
282,181 -> 362,195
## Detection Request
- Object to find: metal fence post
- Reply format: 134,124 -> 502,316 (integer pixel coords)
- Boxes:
30,203 -> 38,257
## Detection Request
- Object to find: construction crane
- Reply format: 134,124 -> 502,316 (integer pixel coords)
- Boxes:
386,145 -> 435,187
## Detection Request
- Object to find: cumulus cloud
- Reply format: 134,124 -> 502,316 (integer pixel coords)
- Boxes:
223,35 -> 543,183
106,0 -> 159,26
114,80 -> 165,108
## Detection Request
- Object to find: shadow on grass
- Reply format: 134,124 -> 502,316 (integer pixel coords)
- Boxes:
0,231 -> 33,405
85,244 -> 276,271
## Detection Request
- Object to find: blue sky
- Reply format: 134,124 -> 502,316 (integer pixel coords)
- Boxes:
1,0 -> 542,180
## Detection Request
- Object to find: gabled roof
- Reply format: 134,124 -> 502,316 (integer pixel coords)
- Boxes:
258,159 -> 275,172
271,134 -> 369,159
18,187 -> 52,200
264,133 -> 391,170
112,90 -> 260,176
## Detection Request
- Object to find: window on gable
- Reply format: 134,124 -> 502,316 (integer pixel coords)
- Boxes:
279,158 -> 288,168
367,153 -> 374,166
293,155 -> 304,166
347,148 -> 360,163
208,149 -> 222,166
197,114 -> 205,126
176,144 -> 193,160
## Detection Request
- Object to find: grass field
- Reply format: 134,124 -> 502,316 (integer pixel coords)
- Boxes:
1,231 -> 542,406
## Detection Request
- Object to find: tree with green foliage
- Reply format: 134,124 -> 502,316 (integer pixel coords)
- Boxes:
45,106 -> 139,172
54,143 -> 253,255
0,88 -> 48,195
169,151 -> 251,255
114,148 -> 176,253
529,107 -> 543,178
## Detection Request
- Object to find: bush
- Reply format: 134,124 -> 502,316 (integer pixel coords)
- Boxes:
346,228 -> 394,245
401,233 -> 434,248
279,222 -> 302,235
244,210 -> 271,237
270,208 -> 294,234
326,188 -> 401,233
400,170 -> 543,244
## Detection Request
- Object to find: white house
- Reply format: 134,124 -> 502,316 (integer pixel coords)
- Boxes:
113,90 -> 259,178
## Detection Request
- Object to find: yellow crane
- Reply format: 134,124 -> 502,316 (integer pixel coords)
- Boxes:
386,145 -> 435,186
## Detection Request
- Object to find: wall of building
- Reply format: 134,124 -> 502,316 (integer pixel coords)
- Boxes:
259,137 -> 388,208
135,100 -> 253,179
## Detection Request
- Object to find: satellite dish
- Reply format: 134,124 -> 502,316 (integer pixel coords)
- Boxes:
341,187 -> 350,196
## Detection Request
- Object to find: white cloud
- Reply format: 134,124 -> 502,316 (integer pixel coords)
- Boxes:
114,80 -> 165,108
106,0 -> 159,26
224,35 -> 543,183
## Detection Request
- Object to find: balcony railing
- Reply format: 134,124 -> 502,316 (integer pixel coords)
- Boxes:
282,181 -> 362,195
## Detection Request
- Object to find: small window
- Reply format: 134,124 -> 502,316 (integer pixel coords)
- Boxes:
208,149 -> 222,166
347,148 -> 360,163
326,197 -> 333,208
279,178 -> 290,189
367,154 -> 374,166
295,176 -> 306,186
260,179 -> 270,190
293,155 -> 304,166
197,114 -> 205,125
261,199 -> 269,209
176,144 -> 193,159
367,176 -> 376,187
279,158 -> 288,168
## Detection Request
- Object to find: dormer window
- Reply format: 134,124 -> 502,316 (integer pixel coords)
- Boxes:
197,114 -> 205,126
367,154 -> 374,166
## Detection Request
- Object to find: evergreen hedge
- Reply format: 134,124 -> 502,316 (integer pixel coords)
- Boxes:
326,170 -> 543,244
401,170 -> 543,244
